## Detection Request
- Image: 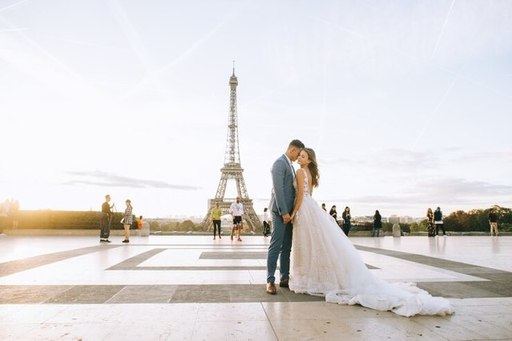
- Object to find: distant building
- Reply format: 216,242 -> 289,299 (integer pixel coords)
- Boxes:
388,215 -> 400,224
400,216 -> 413,224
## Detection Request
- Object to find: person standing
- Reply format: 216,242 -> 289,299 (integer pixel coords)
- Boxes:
211,202 -> 222,240
137,216 -> 143,230
434,207 -> 445,236
342,206 -> 352,236
329,205 -> 337,220
426,208 -> 435,237
122,199 -> 133,243
266,139 -> 304,295
263,207 -> 271,237
321,203 -> 326,211
100,194 -> 113,243
372,210 -> 382,237
488,208 -> 499,236
229,197 -> 244,241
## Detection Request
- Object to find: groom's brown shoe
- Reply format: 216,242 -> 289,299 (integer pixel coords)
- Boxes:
279,279 -> 289,288
266,282 -> 277,295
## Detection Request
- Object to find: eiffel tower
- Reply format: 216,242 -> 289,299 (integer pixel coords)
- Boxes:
202,66 -> 262,232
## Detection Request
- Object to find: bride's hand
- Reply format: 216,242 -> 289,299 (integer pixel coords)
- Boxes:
290,213 -> 296,222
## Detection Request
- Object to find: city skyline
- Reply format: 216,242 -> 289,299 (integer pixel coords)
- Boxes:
1,1 -> 511,219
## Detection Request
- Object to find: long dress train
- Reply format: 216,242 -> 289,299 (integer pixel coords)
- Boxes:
289,171 -> 454,317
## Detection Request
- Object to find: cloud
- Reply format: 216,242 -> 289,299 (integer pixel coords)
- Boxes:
325,178 -> 512,206
417,178 -> 512,198
321,148 -> 439,170
63,171 -> 201,190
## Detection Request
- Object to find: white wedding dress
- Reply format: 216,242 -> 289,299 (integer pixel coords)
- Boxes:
289,169 -> 454,317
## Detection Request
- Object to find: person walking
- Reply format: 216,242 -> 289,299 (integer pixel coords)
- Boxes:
229,197 -> 244,241
372,210 -> 382,237
342,206 -> 352,236
211,202 -> 222,240
263,207 -> 271,237
121,199 -> 133,243
488,208 -> 499,236
100,194 -> 113,243
426,208 -> 435,237
434,207 -> 445,236
266,139 -> 304,295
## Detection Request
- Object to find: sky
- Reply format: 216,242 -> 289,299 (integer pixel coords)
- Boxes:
1,0 -> 511,219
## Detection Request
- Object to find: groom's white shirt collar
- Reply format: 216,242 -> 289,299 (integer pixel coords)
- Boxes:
284,154 -> 296,178
284,154 -> 292,166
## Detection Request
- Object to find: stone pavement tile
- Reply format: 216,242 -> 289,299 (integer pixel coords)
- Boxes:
169,284 -> 324,304
45,285 -> 124,304
171,285 -> 231,303
0,285 -> 72,304
192,320 -> 277,340
417,282 -> 499,299
268,316 -> 448,341
107,285 -> 178,303
199,251 -> 267,259
107,248 -> 166,270
413,312 -> 512,340
0,244 -> 119,276
106,321 -> 197,341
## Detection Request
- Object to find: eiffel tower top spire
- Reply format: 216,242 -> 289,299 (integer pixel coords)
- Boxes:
225,60 -> 240,166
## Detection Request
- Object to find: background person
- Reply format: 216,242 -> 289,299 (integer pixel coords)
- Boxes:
372,210 -> 382,237
488,208 -> 499,236
229,196 -> 244,241
342,206 -> 352,236
122,199 -> 133,243
211,202 -> 222,240
434,207 -> 445,236
100,194 -> 113,243
426,208 -> 435,237
329,205 -> 337,221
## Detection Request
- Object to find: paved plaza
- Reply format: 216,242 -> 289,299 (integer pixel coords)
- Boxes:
0,234 -> 511,340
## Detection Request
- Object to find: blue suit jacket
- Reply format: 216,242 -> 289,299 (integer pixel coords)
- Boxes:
270,154 -> 295,216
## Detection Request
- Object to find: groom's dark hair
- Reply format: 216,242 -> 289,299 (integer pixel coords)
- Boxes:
289,139 -> 305,149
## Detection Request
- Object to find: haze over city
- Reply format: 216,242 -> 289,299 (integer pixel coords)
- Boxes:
1,0 -> 511,219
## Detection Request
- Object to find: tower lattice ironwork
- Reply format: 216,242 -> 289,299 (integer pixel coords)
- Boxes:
202,66 -> 262,232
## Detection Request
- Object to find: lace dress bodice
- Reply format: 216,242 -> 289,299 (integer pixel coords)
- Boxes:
302,169 -> 311,197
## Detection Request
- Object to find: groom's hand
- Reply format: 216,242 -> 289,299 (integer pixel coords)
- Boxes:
282,213 -> 291,224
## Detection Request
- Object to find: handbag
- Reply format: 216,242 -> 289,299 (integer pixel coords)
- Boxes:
120,217 -> 125,224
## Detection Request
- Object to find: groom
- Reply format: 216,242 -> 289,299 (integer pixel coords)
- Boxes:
266,139 -> 305,294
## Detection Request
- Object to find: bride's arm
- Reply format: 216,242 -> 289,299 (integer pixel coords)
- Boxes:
290,169 -> 304,221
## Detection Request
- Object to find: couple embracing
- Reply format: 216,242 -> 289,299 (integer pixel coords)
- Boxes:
266,139 -> 454,317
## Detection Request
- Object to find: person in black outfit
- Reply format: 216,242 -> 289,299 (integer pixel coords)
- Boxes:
342,206 -> 352,236
372,210 -> 382,237
434,207 -> 445,236
100,194 -> 113,243
329,205 -> 338,223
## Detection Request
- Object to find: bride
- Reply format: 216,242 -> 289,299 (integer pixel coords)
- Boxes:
288,147 -> 454,317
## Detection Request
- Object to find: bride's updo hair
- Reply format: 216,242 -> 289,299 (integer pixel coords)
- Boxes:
303,147 -> 319,188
